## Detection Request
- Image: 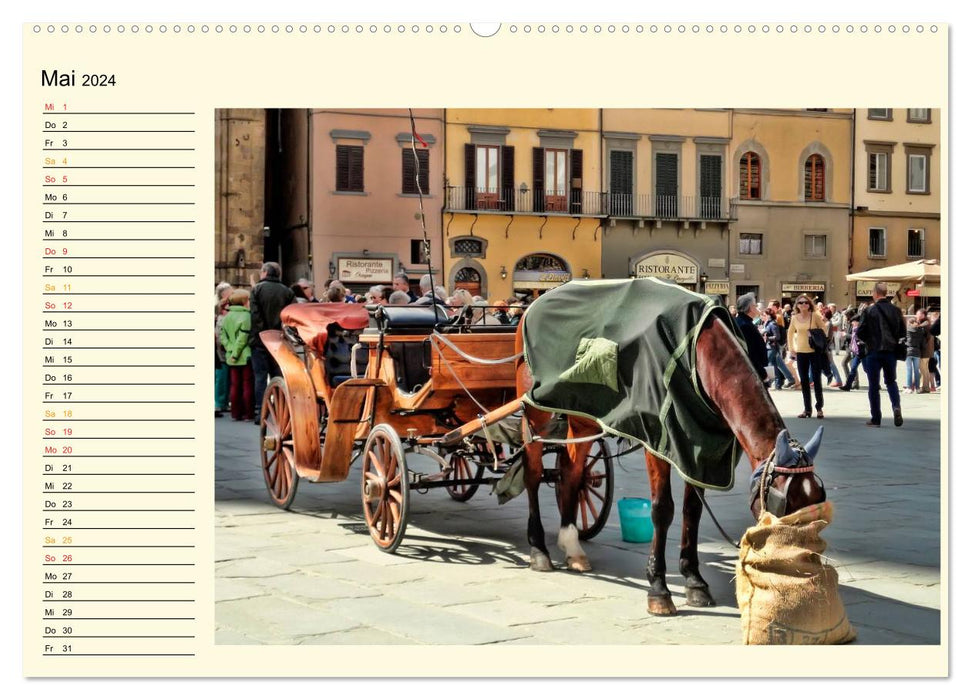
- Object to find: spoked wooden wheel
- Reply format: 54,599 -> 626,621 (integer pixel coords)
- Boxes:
444,452 -> 485,502
361,424 -> 410,553
259,377 -> 300,510
554,438 -> 614,540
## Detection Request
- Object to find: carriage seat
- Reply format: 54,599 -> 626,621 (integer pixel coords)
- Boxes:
377,304 -> 450,334
279,303 -> 371,387
325,327 -> 369,387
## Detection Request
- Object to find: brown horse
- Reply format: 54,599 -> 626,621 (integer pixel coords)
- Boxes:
514,313 -> 826,615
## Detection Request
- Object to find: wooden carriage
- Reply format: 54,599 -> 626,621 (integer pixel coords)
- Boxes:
258,302 -> 613,553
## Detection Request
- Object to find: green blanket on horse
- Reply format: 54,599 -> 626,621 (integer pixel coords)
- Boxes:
521,278 -> 742,491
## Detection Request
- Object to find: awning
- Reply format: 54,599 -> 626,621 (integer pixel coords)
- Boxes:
845,259 -> 941,283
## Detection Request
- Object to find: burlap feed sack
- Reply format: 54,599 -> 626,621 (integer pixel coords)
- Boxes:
736,501 -> 856,645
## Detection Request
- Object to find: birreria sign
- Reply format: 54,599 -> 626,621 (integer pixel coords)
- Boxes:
338,257 -> 394,283
633,252 -> 698,284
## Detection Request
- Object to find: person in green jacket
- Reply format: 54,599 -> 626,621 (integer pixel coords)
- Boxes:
219,289 -> 254,421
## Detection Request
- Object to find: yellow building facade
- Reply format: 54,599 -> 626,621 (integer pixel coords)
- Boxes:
442,109 -> 603,300
729,109 -> 854,305
851,108 -> 941,302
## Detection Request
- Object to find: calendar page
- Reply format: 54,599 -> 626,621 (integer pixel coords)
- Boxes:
20,13 -> 949,682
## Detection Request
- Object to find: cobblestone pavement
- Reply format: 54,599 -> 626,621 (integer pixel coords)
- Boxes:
214,373 -> 943,646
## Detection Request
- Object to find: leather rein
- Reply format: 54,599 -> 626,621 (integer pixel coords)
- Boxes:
693,439 -> 826,549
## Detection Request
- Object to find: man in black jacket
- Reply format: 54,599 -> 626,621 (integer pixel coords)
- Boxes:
733,293 -> 769,386
857,281 -> 906,427
249,262 -> 296,422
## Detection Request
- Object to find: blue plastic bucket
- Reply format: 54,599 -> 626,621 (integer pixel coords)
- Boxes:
618,497 -> 654,543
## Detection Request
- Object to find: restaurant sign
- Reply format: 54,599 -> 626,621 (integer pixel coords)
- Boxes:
855,280 -> 901,297
782,282 -> 826,293
338,257 -> 394,283
513,269 -> 572,289
633,252 -> 698,284
704,280 -> 730,295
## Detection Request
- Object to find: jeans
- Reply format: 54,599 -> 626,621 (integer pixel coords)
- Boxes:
215,361 -> 230,410
250,344 -> 280,417
863,350 -> 901,424
905,356 -> 920,390
843,355 -> 862,388
825,350 -> 842,385
768,347 -> 794,387
796,352 -> 824,413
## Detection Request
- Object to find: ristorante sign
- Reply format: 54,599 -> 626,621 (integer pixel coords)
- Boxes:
338,257 -> 394,283
633,252 -> 698,284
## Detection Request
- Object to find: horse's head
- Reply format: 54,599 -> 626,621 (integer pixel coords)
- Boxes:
749,427 -> 827,520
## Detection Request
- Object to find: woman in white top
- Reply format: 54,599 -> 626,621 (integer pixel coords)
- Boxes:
786,294 -> 827,419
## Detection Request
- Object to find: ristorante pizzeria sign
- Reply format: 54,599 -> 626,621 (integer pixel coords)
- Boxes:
633,253 -> 698,284
337,257 -> 394,283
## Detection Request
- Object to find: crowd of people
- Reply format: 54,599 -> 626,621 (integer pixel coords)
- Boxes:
731,282 -> 942,427
216,265 -> 942,430
214,265 -> 532,422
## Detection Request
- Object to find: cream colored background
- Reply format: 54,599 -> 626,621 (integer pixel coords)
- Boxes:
22,22 -> 948,678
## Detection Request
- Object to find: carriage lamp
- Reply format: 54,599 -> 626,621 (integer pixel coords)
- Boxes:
328,261 -> 337,276
500,265 -> 508,280
699,272 -> 709,286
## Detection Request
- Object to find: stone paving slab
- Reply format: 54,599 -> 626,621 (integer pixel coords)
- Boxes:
214,375 -> 944,648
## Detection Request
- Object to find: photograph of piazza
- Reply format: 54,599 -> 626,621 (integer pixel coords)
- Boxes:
213,108 -> 942,647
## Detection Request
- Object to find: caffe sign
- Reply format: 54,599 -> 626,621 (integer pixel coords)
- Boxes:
337,257 -> 394,283
855,280 -> 902,297
633,252 -> 698,284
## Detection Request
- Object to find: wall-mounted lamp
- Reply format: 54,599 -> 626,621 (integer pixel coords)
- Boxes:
362,249 -> 369,256
582,268 -> 590,279
519,182 -> 528,195
328,261 -> 337,276
500,265 -> 508,280
699,272 -> 709,286
398,262 -> 406,273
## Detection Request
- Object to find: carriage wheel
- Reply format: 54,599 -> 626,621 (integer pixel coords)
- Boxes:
444,452 -> 485,502
361,424 -> 410,553
259,377 -> 300,510
555,438 -> 614,540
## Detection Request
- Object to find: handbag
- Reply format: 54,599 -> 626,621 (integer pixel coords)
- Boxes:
808,317 -> 828,354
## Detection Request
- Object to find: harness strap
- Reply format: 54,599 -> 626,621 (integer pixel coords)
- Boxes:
693,485 -> 740,549
431,332 -> 523,365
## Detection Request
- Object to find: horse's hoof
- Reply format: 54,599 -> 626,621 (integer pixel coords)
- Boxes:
529,548 -> 554,572
685,586 -> 716,608
565,555 -> 592,573
647,595 -> 678,616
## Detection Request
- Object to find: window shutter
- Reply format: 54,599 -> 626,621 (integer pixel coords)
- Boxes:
739,152 -> 760,199
464,144 -> 476,209
569,149 -> 583,214
336,145 -> 350,191
609,151 -> 633,216
532,147 -> 545,212
700,155 -> 722,217
402,149 -> 416,194
348,146 -> 364,192
655,153 -> 678,217
501,145 -> 515,211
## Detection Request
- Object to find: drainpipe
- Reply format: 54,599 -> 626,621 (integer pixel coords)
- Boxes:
599,108 -> 604,278
848,109 -> 856,273
441,108 -> 448,289
726,109 -> 734,298
306,109 -> 313,282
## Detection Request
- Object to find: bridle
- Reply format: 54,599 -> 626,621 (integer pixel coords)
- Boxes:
749,437 -> 826,518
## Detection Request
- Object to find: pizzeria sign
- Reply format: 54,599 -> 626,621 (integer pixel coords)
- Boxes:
337,257 -> 394,283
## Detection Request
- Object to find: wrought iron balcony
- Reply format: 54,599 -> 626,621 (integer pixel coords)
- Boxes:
444,187 -> 737,222
605,194 -> 738,221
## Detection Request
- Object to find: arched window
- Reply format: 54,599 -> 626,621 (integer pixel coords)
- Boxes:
804,154 -> 825,201
739,152 -> 761,200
